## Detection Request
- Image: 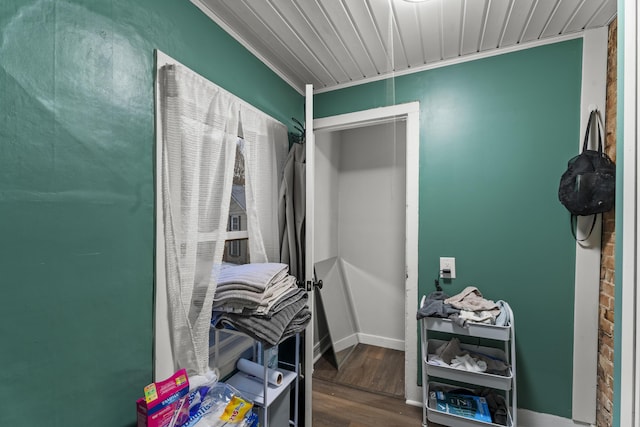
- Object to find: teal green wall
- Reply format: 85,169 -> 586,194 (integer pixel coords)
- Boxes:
0,0 -> 592,421
315,40 -> 583,418
0,1 -> 301,426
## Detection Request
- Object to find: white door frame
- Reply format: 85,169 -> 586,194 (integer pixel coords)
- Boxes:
620,1 -> 639,424
154,50 -> 176,381
571,27 -> 608,423
304,84 -> 315,427
311,101 -> 421,406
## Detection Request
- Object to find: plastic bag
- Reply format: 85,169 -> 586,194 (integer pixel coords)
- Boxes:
179,382 -> 255,427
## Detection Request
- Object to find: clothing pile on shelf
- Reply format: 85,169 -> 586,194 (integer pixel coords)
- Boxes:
426,337 -> 509,375
416,286 -> 510,328
211,262 -> 311,347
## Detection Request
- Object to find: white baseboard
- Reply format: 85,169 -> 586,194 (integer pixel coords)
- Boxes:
357,333 -> 404,351
517,409 -> 594,427
314,333 -> 405,361
313,334 -> 332,363
405,398 -> 422,408
333,333 -> 359,353
406,393 -> 593,427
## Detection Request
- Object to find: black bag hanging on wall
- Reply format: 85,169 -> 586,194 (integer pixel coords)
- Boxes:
558,109 -> 615,240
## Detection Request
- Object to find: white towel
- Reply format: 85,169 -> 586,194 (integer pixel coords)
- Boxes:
213,277 -> 297,308
216,262 -> 289,292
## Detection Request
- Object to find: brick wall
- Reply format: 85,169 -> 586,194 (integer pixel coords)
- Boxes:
596,17 -> 617,427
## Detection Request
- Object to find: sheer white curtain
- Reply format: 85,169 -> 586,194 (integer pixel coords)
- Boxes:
159,63 -> 238,375
157,58 -> 289,377
240,106 -> 289,263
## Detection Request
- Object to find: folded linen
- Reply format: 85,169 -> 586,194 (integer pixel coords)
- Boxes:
213,286 -> 305,319
213,293 -> 309,347
216,262 -> 290,293
212,279 -> 292,306
259,275 -> 297,300
255,287 -> 306,318
279,308 -> 311,343
213,290 -> 265,307
213,276 -> 299,313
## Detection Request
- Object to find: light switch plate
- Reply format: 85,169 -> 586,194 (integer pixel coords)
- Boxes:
439,257 -> 456,279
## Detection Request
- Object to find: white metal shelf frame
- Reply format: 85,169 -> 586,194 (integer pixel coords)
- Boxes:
420,297 -> 516,427
212,328 -> 300,427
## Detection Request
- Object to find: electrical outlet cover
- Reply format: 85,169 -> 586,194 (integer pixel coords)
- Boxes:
439,257 -> 456,279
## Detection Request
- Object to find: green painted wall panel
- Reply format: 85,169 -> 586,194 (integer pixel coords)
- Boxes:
0,1 -> 301,426
0,0 -> 588,421
315,40 -> 582,418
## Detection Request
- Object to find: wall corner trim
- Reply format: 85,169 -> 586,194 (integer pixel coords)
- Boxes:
571,27 -> 609,424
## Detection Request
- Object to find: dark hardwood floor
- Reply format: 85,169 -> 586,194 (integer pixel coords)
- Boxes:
312,377 -> 423,427
313,344 -> 405,398
312,344 -> 444,426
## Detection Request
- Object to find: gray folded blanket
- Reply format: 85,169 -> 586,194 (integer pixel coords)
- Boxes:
213,293 -> 309,347
279,308 -> 311,343
259,288 -> 307,318
212,286 -> 306,318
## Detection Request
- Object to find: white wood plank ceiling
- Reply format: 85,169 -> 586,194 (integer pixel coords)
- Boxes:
191,0 -> 617,94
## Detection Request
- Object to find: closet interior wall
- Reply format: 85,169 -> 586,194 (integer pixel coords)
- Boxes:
314,121 -> 407,355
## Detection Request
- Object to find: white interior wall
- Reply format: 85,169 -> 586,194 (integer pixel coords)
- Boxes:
313,121 -> 407,351
338,122 -> 406,348
314,131 -> 341,261
314,256 -> 360,352
312,131 -> 340,353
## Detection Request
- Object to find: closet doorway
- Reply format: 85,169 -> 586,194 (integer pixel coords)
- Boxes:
309,102 -> 420,405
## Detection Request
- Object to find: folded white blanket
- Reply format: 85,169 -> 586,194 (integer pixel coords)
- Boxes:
254,278 -> 299,314
216,262 -> 289,293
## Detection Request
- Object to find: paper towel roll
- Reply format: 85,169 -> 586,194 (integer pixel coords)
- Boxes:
237,358 -> 283,386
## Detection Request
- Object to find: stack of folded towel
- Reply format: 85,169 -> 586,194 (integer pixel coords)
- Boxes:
211,263 -> 311,347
